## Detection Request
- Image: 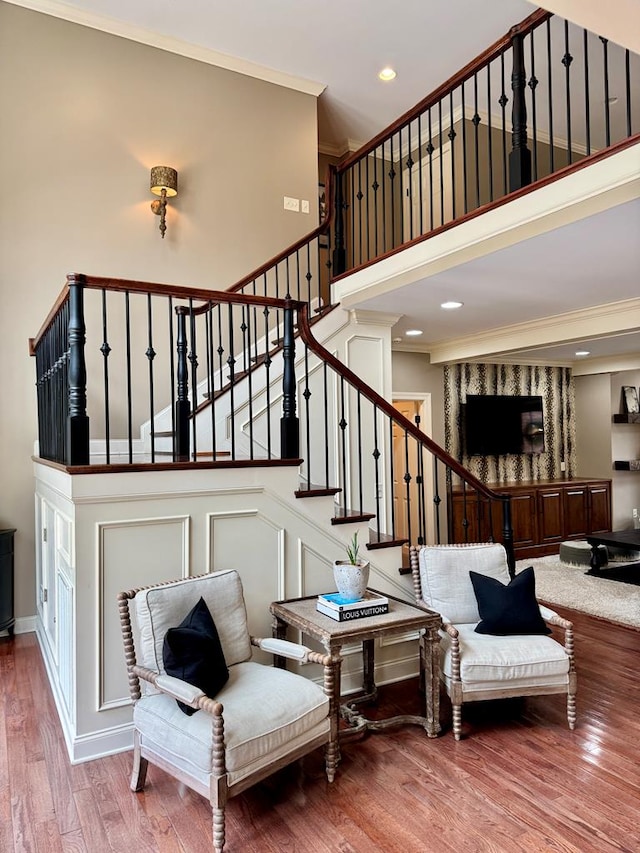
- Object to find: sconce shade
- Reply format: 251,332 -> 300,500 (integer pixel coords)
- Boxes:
150,166 -> 178,197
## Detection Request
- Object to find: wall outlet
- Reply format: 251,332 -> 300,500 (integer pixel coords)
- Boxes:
560,460 -> 566,472
283,196 -> 299,212
301,199 -> 310,214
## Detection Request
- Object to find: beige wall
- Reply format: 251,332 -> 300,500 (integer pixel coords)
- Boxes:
0,3 -> 319,620
391,351 -> 445,448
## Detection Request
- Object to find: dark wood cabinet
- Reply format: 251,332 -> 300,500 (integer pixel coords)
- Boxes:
450,478 -> 611,560
0,529 -> 16,636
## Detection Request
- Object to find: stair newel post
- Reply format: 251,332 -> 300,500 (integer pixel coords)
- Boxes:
66,274 -> 90,465
331,165 -> 346,276
280,298 -> 299,459
501,495 -> 516,578
175,307 -> 190,462
509,27 -> 532,191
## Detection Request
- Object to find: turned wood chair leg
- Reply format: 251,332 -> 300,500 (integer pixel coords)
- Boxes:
325,738 -> 340,783
130,733 -> 148,792
452,704 -> 463,741
567,691 -> 577,730
213,807 -> 225,853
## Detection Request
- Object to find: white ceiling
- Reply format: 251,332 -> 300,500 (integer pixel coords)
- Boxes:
13,0 -> 640,371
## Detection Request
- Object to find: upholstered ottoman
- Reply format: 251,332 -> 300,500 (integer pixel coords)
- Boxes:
559,540 -> 607,567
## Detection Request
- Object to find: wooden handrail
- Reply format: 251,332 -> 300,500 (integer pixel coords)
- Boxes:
295,304 -> 508,503
29,274 -> 301,354
338,7 -> 551,172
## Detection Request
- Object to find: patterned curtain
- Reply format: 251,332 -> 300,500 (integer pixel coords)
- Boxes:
444,362 -> 576,483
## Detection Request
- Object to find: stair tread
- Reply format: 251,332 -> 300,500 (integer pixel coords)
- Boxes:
295,484 -> 342,498
331,508 -> 376,525
366,533 -> 409,550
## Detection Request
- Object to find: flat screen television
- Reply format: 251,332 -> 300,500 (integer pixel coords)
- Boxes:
464,395 -> 545,456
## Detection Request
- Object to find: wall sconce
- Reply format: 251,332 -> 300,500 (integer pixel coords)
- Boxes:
150,166 -> 178,238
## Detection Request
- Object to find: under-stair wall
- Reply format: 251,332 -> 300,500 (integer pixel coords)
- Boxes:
34,457 -> 419,763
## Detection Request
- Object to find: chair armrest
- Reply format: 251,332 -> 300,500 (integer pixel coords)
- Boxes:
442,622 -> 459,639
539,604 -> 573,631
251,635 -> 330,665
132,665 -> 223,715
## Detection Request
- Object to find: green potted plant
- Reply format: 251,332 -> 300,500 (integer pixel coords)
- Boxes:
333,531 -> 370,601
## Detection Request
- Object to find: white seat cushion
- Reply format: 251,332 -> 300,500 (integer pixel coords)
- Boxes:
134,661 -> 330,787
440,623 -> 570,689
418,544 -> 511,624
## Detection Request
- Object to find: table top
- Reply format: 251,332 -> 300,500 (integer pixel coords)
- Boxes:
270,591 -> 439,645
586,530 -> 640,549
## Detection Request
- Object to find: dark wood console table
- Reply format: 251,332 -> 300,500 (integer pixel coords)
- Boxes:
450,477 -> 612,560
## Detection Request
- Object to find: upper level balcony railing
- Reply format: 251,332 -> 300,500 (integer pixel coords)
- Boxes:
330,8 -> 639,276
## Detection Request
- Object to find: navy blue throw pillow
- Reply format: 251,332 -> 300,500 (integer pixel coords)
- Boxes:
469,566 -> 551,636
162,596 -> 229,715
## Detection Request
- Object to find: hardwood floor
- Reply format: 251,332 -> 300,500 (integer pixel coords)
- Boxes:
2,608 -> 639,852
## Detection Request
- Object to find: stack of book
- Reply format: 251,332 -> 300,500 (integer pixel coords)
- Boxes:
316,590 -> 389,622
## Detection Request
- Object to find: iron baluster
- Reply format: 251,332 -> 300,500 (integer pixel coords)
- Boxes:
500,52 -> 509,195
101,289 -> 111,464
175,307 -> 189,461
168,297 -> 176,461
487,62 -> 494,201
403,429 -> 412,546
547,18 -> 555,172
601,37 -> 611,147
461,80 -> 468,214
562,20 -> 573,165
473,73 -> 481,209
146,293 -> 156,463
331,165 -> 346,276
264,306 -> 272,459
373,404 -> 381,544
625,49 -> 632,137
125,290 -> 133,464
227,303 -> 236,460
509,28 -> 532,190
449,91 -> 456,221
529,31 -> 539,180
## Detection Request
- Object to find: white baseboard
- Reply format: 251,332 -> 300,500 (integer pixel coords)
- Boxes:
0,614 -> 36,637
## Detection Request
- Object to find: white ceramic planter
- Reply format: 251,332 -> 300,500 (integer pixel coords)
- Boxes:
332,559 -> 370,601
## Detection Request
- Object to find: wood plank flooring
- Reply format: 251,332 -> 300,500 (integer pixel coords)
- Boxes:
2,607 -> 639,852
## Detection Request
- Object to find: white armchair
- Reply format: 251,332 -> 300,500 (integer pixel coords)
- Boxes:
409,543 -> 577,740
117,570 -> 339,852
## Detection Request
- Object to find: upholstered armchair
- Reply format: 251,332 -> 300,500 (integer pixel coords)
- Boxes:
118,570 -> 339,853
409,544 -> 577,740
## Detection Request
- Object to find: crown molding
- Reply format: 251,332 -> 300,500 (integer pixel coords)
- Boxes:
318,138 -> 366,159
427,298 -> 640,364
5,0 -> 326,97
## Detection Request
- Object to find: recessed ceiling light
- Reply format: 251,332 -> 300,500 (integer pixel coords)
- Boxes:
575,350 -> 591,357
378,67 -> 397,81
607,96 -> 619,106
441,300 -> 464,310
405,329 -> 423,337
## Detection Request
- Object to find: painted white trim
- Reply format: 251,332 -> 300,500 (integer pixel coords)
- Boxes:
5,0 -> 325,97
0,615 -> 36,637
69,722 -> 134,765
96,515 -> 191,711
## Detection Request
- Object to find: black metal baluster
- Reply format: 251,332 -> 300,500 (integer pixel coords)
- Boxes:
339,376 -> 348,511
475,489 -> 482,539
373,404 -> 381,544
373,147 -> 379,258
246,302 -> 254,460
240,305 -> 248,376
305,242 -> 312,311
101,289 -> 111,464
404,125 -> 413,241
389,136 -> 396,248
303,342 -> 311,489
433,458 -> 442,544
168,297 -> 176,461
416,440 -> 425,545
563,21 -> 573,165
356,390 -> 363,514
625,49 -> 632,137
332,166 -> 346,276
461,481 -> 469,542
403,430 -> 412,546
351,168 -> 356,268
449,91 -> 456,221
547,18 -> 555,172
428,108 -> 435,231
205,306 -> 216,462
323,361 -> 330,488
601,37 -> 611,147
461,81 -> 468,213
382,142 -> 387,253
583,30 -> 591,156
264,306 -> 272,459
487,63 -> 494,201
227,303 -> 236,460
216,304 -> 224,399
365,155 -> 371,262
146,293 -> 156,463
125,290 -> 133,464
417,114 -> 424,235
399,127 -> 406,242
389,417 -> 396,539
473,73 -> 481,208
438,100 -> 445,226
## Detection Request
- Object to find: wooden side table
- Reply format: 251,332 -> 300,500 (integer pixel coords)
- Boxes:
269,592 -> 441,761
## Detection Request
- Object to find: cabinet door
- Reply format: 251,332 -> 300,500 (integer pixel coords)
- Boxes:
450,493 -> 483,543
588,483 -> 612,534
563,486 -> 589,539
537,489 -> 565,544
510,491 -> 538,548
